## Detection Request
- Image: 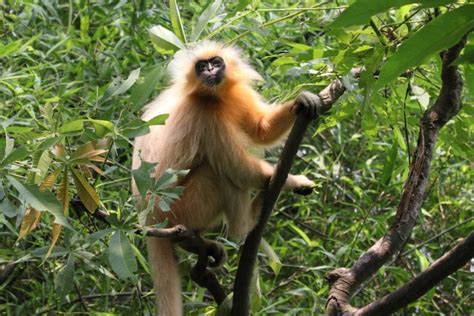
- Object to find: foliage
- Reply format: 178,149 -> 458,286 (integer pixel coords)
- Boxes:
0,0 -> 472,315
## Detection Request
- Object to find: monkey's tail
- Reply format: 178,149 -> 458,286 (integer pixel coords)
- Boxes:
147,237 -> 182,316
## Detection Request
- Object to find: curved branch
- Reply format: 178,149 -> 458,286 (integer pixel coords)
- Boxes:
357,231 -> 474,315
231,68 -> 361,316
325,37 -> 467,315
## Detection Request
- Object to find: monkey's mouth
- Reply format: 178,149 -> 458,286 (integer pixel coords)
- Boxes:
201,74 -> 224,86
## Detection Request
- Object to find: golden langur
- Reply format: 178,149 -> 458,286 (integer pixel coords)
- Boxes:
132,41 -> 319,316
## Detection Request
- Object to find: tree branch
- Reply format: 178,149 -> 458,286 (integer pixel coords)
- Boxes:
231,68 -> 361,316
72,198 -> 227,304
325,37 -> 467,316
357,231 -> 474,315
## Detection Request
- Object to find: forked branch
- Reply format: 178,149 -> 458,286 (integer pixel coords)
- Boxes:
325,37 -> 467,316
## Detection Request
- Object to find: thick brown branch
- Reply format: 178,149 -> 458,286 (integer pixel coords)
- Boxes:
325,37 -> 467,315
232,68 -> 360,316
357,231 -> 474,315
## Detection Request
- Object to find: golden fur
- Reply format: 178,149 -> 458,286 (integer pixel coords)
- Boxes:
132,41 -> 314,316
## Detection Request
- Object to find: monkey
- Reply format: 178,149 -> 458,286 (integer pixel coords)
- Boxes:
132,41 -> 320,316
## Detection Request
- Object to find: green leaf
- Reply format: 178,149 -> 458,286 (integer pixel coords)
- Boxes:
58,120 -> 84,135
215,293 -> 233,316
260,238 -> 282,276
329,0 -> 456,29
108,230 -> 137,280
132,160 -> 157,197
289,223 -> 319,247
0,39 -> 23,58
170,0 -> 187,43
6,175 -> 71,229
54,254 -> 75,300
149,25 -> 185,52
146,114 -> 169,126
381,141 -> 398,185
191,0 -> 222,41
0,146 -> 29,167
130,66 -> 164,111
377,5 -> 474,88
454,44 -> 474,65
88,119 -> 115,137
102,68 -> 141,102
34,150 -> 51,185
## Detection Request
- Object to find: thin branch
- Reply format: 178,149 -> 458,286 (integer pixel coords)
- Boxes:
325,36 -> 467,316
71,199 -> 227,304
231,68 -> 361,316
357,231 -> 474,315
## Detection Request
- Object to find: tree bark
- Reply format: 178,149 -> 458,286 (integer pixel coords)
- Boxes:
325,37 -> 467,316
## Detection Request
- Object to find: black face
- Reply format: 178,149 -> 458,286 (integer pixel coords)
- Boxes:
194,56 -> 225,86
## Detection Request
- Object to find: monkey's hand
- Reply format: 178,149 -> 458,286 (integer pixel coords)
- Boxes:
292,91 -> 320,119
290,174 -> 315,196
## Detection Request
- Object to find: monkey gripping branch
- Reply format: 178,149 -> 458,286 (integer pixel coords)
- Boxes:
231,67 -> 362,316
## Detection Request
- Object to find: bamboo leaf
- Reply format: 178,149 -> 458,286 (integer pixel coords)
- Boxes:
260,238 -> 282,276
170,0 -> 187,43
102,68 -> 141,103
149,26 -> 185,52
377,5 -> 474,87
329,0 -> 456,29
191,0 -> 222,41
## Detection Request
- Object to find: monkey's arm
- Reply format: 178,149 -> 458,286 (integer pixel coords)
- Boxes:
247,92 -> 319,145
252,101 -> 296,145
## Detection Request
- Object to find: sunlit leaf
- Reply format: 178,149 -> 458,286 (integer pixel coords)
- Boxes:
149,26 -> 185,52
170,0 -> 187,43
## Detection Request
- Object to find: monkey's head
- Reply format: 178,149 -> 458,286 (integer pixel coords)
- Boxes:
194,56 -> 226,87
168,41 -> 262,95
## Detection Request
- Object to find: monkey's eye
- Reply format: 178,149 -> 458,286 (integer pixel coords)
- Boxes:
211,57 -> 224,67
195,61 -> 207,72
